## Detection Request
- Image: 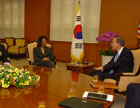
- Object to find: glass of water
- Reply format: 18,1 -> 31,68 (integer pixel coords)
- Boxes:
68,88 -> 75,97
38,101 -> 46,108
98,85 -> 104,94
93,75 -> 98,82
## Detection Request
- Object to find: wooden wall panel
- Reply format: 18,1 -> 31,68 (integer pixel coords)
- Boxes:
51,41 -> 101,66
25,0 -> 51,42
50,41 -> 71,62
99,0 -> 140,46
84,43 -> 100,66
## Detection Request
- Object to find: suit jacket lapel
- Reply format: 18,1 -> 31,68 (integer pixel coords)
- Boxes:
116,47 -> 126,61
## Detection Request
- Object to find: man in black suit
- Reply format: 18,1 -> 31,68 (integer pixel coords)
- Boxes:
91,37 -> 134,81
0,44 -> 9,63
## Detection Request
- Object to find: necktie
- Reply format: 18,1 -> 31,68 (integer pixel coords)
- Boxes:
109,52 -> 119,74
114,52 -> 119,62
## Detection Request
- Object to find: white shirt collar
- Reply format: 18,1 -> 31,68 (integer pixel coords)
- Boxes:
118,47 -> 124,55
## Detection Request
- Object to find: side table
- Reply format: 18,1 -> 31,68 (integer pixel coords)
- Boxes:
67,62 -> 94,75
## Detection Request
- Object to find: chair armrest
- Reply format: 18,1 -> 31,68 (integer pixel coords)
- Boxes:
116,72 -> 136,77
7,57 -> 10,61
27,58 -> 31,61
54,60 -> 56,65
121,73 -> 136,76
116,65 -> 140,77
116,72 -> 139,85
27,58 -> 32,65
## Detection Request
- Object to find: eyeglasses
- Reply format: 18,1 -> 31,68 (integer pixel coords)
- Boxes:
111,42 -> 117,45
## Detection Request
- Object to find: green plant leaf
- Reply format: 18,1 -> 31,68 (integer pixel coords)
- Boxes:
98,48 -> 115,56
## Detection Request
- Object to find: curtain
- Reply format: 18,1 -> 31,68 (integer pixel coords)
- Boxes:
0,0 -> 24,38
50,0 -> 101,43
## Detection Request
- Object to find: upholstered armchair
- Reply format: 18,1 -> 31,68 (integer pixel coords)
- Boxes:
5,37 -> 15,46
104,48 -> 140,92
27,41 -> 52,65
7,38 -> 26,55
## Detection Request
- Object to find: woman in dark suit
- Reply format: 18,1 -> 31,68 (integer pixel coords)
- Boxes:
33,36 -> 56,68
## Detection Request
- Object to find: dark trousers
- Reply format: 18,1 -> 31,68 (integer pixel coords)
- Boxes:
0,58 -> 10,64
36,61 -> 55,68
125,83 -> 140,108
90,70 -> 116,81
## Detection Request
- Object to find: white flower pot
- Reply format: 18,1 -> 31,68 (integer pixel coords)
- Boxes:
101,55 -> 113,66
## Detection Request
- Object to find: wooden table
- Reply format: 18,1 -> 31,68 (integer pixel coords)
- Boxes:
0,65 -> 115,108
67,62 -> 94,75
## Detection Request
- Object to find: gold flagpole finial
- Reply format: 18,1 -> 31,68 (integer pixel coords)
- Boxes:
78,0 -> 81,4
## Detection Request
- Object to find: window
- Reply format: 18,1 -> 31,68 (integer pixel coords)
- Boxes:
50,0 -> 101,43
0,0 -> 24,38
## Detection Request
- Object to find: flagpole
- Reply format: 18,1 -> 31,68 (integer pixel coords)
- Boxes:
71,0 -> 84,63
78,0 -> 80,4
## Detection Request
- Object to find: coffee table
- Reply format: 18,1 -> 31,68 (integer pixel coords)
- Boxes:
67,62 -> 94,75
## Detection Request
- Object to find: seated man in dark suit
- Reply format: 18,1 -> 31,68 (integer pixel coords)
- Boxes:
91,37 -> 134,81
0,44 -> 9,64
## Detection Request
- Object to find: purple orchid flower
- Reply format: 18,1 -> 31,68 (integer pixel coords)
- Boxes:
96,32 -> 119,56
97,32 -> 119,43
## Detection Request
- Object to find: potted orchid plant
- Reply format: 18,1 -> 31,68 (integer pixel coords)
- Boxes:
96,31 -> 119,65
96,31 -> 119,56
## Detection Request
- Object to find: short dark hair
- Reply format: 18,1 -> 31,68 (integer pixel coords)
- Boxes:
37,35 -> 48,47
115,36 -> 125,46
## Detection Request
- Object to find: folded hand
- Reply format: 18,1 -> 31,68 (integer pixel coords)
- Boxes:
95,66 -> 104,72
43,57 -> 49,61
